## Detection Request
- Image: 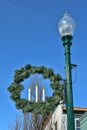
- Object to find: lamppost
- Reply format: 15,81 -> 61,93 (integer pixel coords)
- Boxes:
58,12 -> 76,130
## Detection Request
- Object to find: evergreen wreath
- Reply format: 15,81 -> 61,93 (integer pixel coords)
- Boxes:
8,64 -> 64,114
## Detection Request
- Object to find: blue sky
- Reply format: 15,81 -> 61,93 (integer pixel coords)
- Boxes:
0,0 -> 87,129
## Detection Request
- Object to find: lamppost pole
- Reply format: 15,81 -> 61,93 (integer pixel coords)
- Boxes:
62,35 -> 75,130
58,12 -> 75,130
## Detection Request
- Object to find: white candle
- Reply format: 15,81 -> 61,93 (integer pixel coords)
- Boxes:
42,87 -> 45,102
35,84 -> 38,102
28,87 -> 31,101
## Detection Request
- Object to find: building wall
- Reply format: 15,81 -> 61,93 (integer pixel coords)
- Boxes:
61,114 -> 67,130
44,105 -> 84,130
80,112 -> 87,130
44,104 -> 63,130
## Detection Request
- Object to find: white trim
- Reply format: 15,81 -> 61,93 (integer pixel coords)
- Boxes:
75,118 -> 80,130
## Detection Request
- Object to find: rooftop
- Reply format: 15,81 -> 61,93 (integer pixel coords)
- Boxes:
63,107 -> 87,112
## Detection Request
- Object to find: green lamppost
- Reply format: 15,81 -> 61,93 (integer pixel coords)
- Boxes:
58,12 -> 76,130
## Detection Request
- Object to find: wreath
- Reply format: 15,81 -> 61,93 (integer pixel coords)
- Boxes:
8,64 -> 64,114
